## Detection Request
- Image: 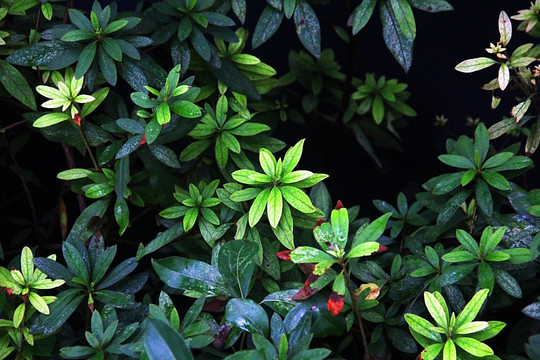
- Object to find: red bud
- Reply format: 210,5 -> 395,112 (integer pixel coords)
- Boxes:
276,250 -> 292,261
314,218 -> 325,229
334,200 -> 344,210
377,244 -> 387,253
73,113 -> 81,126
139,134 -> 147,145
327,291 -> 344,316
21,293 -> 28,302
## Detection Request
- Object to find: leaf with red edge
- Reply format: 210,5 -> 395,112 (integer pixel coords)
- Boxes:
291,273 -> 320,300
314,218 -> 325,229
327,291 -> 344,316
276,250 -> 292,261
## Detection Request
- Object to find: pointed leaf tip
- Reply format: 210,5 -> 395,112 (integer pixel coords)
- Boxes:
335,200 -> 344,210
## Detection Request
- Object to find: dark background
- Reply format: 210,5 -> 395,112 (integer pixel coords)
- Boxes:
2,1 -> 537,252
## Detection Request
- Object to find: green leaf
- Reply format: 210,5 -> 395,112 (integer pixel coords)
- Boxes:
379,0 -> 414,72
439,154 -> 474,169
114,198 -> 129,235
13,303 -> 25,328
28,292 -> 49,314
103,19 -> 129,35
352,213 -> 391,247
225,299 -> 269,336
441,251 -> 477,263
249,188 -> 271,227
475,179 -> 493,216
388,0 -> 416,39
290,246 -> 335,263
408,0 -> 453,12
443,339 -> 456,360
386,326 -> 417,354
62,242 -> 89,284
294,2 -> 321,57
404,314 -> 441,341
7,41 -> 81,70
136,223 -> 184,260
455,57 -> 497,73
424,292 -> 447,328
511,98 -> 531,122
101,37 -> 122,62
280,186 -> 315,214
183,207 -> 199,231
481,170 -> 510,190
33,112 -> 71,128
170,99 -> 201,118
455,289 -> 489,329
81,87 -> 109,118
454,337 -> 493,357
252,6 -> 283,49
152,257 -> 231,296
62,29 -> 95,42
145,318 -> 194,360
347,242 -> 380,258
68,9 -> 93,31
218,240 -> 258,298
438,263 -> 477,287
493,268 -> 521,298
0,59 -> 36,110
351,0 -> 377,35
98,47 -> 117,86
267,187 -> 283,228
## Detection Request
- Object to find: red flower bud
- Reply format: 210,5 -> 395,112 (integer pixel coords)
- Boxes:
21,293 -> 28,302
377,244 -> 387,253
73,113 -> 81,126
139,134 -> 147,145
327,291 -> 344,316
334,200 -> 344,210
276,250 -> 293,261
314,218 -> 325,229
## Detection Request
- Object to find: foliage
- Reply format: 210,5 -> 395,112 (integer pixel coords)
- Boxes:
0,1 -> 539,360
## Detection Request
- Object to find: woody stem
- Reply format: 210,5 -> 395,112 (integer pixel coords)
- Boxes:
342,262 -> 370,359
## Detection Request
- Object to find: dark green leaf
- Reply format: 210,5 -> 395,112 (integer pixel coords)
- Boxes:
252,6 -> 283,49
152,257 -> 230,296
218,240 -> 258,298
149,144 -> 181,168
7,41 -> 82,70
145,318 -> 194,360
0,59 -> 36,110
294,2 -> 320,58
379,0 -> 413,72
351,0 -> 377,35
225,298 -> 269,336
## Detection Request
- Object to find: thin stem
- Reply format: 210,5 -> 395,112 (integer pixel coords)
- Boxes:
1,132 -> 41,245
341,261 -> 370,359
78,126 -> 100,171
61,144 -> 86,212
0,120 -> 27,133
